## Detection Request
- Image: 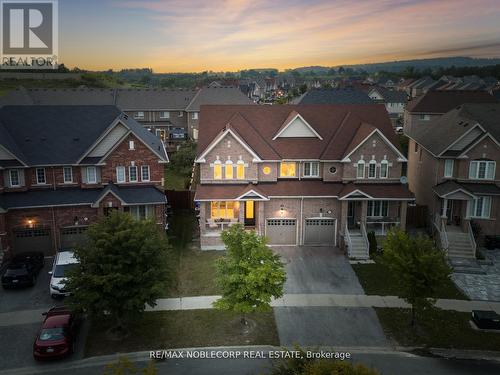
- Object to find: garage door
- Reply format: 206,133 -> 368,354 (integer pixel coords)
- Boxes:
60,226 -> 89,250
266,219 -> 297,245
304,218 -> 336,246
12,227 -> 53,255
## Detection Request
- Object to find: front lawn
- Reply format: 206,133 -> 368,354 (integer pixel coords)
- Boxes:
352,260 -> 467,300
166,210 -> 222,297
375,307 -> 500,351
85,310 -> 279,357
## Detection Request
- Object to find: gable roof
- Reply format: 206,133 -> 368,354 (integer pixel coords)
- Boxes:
406,90 -> 497,113
115,88 -> 197,110
408,103 -> 500,156
0,105 -> 168,165
369,87 -> 407,103
185,86 -> 254,112
295,88 -> 373,105
197,104 -> 400,161
273,111 -> 322,140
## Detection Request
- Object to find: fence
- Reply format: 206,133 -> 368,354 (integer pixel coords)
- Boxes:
406,204 -> 428,228
165,190 -> 195,210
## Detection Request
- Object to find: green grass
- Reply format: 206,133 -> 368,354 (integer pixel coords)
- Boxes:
164,166 -> 190,190
352,260 -> 467,300
375,307 -> 500,351
84,310 -> 279,357
165,210 -> 222,297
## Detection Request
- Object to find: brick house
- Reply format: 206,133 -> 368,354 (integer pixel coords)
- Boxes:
406,103 -> 500,257
0,105 -> 168,256
194,104 -> 413,258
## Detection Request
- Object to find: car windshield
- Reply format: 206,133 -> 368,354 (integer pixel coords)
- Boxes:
4,264 -> 27,276
53,263 -> 78,278
39,328 -> 65,341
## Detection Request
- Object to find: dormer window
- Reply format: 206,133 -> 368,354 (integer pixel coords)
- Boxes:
225,160 -> 233,179
356,160 -> 365,178
36,168 -> 46,184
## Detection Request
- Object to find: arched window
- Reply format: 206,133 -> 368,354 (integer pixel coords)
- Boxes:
236,160 -> 245,179
368,160 -> 377,178
225,160 -> 234,179
380,160 -> 388,178
356,160 -> 365,178
213,160 -> 222,180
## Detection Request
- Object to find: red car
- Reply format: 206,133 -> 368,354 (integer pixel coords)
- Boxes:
33,306 -> 79,360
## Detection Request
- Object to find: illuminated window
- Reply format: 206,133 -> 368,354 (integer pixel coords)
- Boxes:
210,201 -> 235,219
214,161 -> 222,179
280,162 -> 296,177
225,161 -> 233,179
237,160 -> 245,179
263,166 -> 271,175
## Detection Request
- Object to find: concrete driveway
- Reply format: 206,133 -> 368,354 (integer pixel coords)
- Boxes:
272,246 -> 389,347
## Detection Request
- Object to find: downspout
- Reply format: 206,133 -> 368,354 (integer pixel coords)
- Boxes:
52,167 -> 56,191
299,197 -> 304,245
51,206 -> 58,251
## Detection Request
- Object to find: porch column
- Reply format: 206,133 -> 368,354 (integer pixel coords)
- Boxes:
199,202 -> 207,233
258,201 -> 265,235
441,198 -> 448,226
340,201 -> 348,234
238,201 -> 244,223
361,201 -> 368,225
400,201 -> 408,231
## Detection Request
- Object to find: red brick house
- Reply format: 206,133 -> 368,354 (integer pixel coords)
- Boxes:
194,104 -> 413,258
0,105 -> 168,256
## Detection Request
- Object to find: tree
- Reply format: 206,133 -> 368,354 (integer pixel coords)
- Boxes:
169,140 -> 196,175
299,83 -> 308,94
66,211 -> 171,332
380,229 -> 452,326
213,225 -> 286,325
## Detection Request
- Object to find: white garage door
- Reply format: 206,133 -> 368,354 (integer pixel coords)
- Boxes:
266,219 -> 297,245
304,218 -> 336,246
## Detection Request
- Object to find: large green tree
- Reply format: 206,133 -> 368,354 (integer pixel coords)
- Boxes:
66,211 -> 171,330
214,225 -> 286,325
381,229 -> 452,326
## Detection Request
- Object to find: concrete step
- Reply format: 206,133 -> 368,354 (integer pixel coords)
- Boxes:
449,257 -> 485,274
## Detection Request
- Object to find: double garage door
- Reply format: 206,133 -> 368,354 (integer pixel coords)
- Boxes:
12,226 -> 88,255
266,218 -> 336,246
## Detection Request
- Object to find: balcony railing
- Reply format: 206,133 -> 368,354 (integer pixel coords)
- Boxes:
205,219 -> 239,232
366,217 -> 400,236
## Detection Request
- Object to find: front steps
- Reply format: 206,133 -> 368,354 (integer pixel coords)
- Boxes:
447,231 -> 475,259
348,230 -> 369,259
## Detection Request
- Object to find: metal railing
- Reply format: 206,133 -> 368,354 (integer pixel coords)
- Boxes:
360,221 -> 370,258
366,220 -> 400,236
467,220 -> 477,257
433,213 -> 449,252
345,223 -> 353,258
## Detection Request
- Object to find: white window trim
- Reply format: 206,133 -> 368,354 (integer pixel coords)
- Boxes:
225,160 -> 234,179
63,167 -> 73,183
129,165 -> 138,182
367,201 -> 389,217
368,160 -> 377,179
159,111 -> 170,119
134,111 -> 144,119
9,169 -> 20,187
116,166 -> 126,183
86,166 -> 97,184
470,197 -> 491,219
192,112 -> 199,120
469,160 -> 495,180
178,111 -> 184,117
236,160 -> 245,180
444,159 -> 454,178
141,165 -> 150,182
303,161 -> 320,177
356,160 -> 365,179
36,168 -> 46,185
213,160 -> 222,180
380,160 -> 388,179
129,140 -> 135,150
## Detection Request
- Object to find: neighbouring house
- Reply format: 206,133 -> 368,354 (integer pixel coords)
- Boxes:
293,88 -> 374,105
184,86 -> 255,140
403,90 -> 497,134
0,106 -> 168,256
194,104 -> 413,259
0,86 -> 253,151
406,103 -> 500,257
368,87 -> 407,126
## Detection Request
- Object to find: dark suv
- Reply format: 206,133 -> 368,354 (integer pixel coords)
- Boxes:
1,251 -> 45,288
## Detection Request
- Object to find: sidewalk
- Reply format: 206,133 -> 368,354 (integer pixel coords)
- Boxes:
2,294 -> 500,327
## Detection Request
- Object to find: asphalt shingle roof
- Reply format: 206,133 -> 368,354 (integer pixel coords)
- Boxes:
370,87 -> 407,103
295,88 -> 374,105
185,86 -> 254,112
406,90 -> 497,113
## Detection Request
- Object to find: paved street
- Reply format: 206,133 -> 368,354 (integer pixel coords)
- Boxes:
271,246 -> 388,347
1,347 -> 499,375
452,249 -> 500,301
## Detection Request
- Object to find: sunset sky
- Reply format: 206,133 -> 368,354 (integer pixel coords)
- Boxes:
59,0 -> 500,72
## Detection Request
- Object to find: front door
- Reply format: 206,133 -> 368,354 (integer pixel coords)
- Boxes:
347,201 -> 356,228
445,200 -> 454,223
244,201 -> 255,226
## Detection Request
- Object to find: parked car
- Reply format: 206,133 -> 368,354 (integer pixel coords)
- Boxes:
1,251 -> 44,289
33,306 -> 79,360
49,250 -> 78,298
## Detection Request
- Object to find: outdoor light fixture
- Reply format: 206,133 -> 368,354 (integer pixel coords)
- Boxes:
280,204 -> 285,216
27,219 -> 34,228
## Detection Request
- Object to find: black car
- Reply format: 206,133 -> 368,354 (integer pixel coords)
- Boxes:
1,251 -> 45,288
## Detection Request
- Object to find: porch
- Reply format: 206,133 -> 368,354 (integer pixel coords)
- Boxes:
345,200 -> 406,236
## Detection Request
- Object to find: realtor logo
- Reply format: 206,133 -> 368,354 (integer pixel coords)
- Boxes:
1,0 -> 58,69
